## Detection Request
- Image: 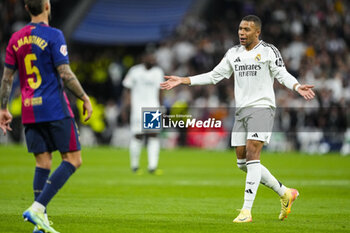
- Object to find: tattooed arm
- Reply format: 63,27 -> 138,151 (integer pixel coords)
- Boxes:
57,64 -> 93,121
57,64 -> 87,100
0,67 -> 15,134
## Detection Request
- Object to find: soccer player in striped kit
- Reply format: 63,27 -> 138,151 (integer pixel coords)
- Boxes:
161,15 -> 315,223
0,0 -> 92,232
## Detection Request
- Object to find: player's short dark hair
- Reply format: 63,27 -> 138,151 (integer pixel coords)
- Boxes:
24,0 -> 46,16
242,15 -> 262,30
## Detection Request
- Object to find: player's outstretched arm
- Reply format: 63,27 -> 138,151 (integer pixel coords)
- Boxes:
57,64 -> 93,121
294,83 -> 315,101
160,76 -> 190,90
0,67 -> 15,135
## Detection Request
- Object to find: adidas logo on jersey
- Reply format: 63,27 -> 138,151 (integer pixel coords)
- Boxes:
234,57 -> 241,62
251,133 -> 259,138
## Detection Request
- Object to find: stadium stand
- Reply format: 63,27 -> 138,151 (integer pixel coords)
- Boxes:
72,0 -> 194,44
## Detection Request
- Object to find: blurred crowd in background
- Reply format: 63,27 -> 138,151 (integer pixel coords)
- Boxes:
1,0 -> 350,154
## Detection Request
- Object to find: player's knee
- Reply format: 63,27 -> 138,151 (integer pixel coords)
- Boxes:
246,141 -> 261,152
62,151 -> 82,169
73,156 -> 83,169
35,153 -> 52,169
246,140 -> 263,160
36,160 -> 52,169
63,157 -> 82,169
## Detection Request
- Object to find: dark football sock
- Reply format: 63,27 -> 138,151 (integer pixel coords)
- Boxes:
36,161 -> 76,207
33,167 -> 50,200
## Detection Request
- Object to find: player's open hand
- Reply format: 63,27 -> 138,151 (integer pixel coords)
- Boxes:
82,96 -> 93,122
297,84 -> 315,100
0,109 -> 13,135
160,76 -> 186,90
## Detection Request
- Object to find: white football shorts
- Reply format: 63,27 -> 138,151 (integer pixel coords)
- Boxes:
231,107 -> 275,146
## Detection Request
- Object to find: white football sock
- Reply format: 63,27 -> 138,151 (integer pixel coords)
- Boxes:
147,137 -> 160,170
31,201 -> 45,213
242,160 -> 261,210
260,164 -> 287,196
237,158 -> 247,172
130,137 -> 143,169
237,158 -> 286,196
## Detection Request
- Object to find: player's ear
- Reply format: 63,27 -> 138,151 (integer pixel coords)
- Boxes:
256,28 -> 261,38
44,0 -> 50,11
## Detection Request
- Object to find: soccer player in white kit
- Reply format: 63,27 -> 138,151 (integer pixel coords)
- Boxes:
123,53 -> 164,175
160,15 -> 315,222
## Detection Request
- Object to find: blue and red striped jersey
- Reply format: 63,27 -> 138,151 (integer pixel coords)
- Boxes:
5,22 -> 74,124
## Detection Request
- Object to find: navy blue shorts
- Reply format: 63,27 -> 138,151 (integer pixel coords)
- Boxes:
24,117 -> 81,154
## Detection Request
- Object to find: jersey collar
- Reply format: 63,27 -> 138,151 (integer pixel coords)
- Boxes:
28,22 -> 49,26
253,40 -> 263,50
243,40 -> 262,51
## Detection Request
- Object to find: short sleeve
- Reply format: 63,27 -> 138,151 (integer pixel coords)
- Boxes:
157,68 -> 164,85
213,50 -> 233,79
122,68 -> 134,88
268,44 -> 299,90
5,37 -> 17,70
51,30 -> 69,67
268,44 -> 286,76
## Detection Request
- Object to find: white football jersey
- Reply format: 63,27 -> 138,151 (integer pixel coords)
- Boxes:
123,64 -> 164,124
191,40 -> 298,108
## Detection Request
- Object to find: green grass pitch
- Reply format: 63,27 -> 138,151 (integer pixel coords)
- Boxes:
0,145 -> 350,233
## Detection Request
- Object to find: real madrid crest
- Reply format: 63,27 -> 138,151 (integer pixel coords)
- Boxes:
255,54 -> 261,62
